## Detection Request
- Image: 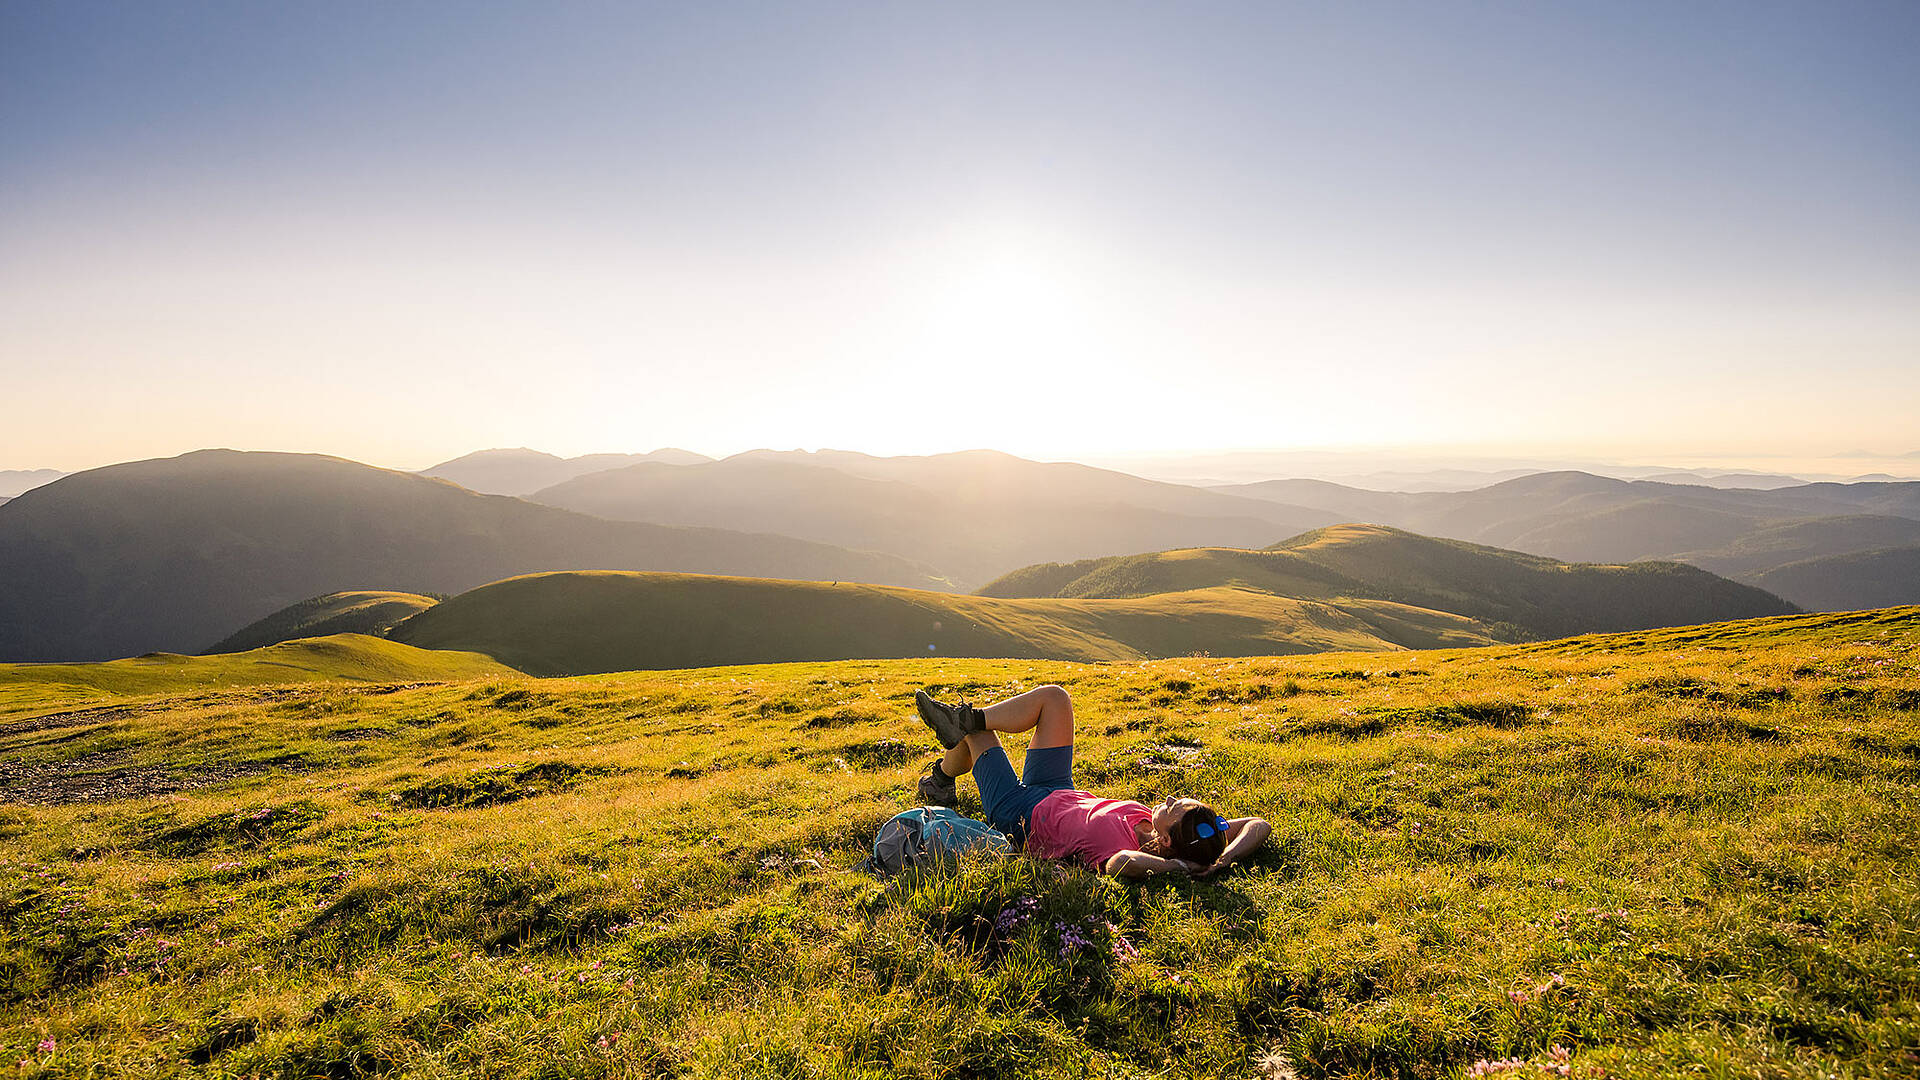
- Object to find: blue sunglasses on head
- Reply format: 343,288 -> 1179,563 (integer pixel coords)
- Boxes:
1194,816 -> 1230,840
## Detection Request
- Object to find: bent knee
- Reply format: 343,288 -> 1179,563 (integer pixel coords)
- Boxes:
1034,684 -> 1072,710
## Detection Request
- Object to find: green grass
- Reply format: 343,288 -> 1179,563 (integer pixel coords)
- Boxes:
0,609 -> 1916,1077
388,570 -> 1497,675
0,634 -> 516,718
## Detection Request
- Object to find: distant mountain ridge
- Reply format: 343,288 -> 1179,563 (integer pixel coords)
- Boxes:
420,449 -> 1920,607
1747,546 -> 1920,612
1218,471 -> 1920,610
5,446 -> 1908,664
530,448 -> 1336,589
420,447 -> 713,496
0,469 -> 65,498
979,524 -> 1796,640
0,450 -> 941,661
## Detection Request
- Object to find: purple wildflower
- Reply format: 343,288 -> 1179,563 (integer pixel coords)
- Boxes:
1054,920 -> 1094,957
994,896 -> 1040,933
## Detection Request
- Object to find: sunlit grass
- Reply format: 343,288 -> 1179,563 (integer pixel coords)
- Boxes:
0,610 -> 1916,1077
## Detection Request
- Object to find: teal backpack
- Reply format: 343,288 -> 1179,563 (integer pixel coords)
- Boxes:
867,806 -> 1011,874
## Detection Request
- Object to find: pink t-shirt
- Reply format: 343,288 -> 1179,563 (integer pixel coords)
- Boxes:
1026,790 -> 1151,869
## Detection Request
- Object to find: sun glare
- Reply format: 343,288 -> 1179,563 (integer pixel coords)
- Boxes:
905,224 -> 1105,388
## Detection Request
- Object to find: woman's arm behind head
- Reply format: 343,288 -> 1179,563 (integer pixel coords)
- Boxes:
1199,816 -> 1272,877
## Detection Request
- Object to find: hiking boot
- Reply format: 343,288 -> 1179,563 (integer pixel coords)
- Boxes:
917,761 -> 958,808
916,689 -> 985,749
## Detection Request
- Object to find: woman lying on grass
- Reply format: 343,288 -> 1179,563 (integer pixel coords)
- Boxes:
915,685 -> 1270,879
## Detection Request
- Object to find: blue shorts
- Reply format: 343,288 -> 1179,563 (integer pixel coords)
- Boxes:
973,743 -> 1075,840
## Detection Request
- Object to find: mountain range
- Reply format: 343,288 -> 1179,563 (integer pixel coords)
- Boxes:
306,526 -> 1789,674
419,447 -> 713,495
526,452 -> 1919,609
3,445 -> 1911,663
527,449 -> 1334,588
0,450 -> 939,662
1215,471 -> 1920,609
0,469 -> 65,498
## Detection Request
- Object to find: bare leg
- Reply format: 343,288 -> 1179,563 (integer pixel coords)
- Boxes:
939,684 -> 1074,777
982,684 -> 1075,746
941,730 -> 999,779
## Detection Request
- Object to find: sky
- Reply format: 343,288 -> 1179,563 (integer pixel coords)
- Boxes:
3,1 -> 1917,475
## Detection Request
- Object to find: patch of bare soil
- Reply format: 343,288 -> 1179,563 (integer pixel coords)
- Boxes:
1,682 -> 438,739
0,750 -> 309,805
0,703 -> 164,738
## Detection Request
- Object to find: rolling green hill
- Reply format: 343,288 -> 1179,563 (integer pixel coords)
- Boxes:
978,523 -> 1795,639
0,450 -> 944,662
0,633 -> 514,717
387,570 -> 1496,675
202,590 -> 441,654
530,449 -> 1336,589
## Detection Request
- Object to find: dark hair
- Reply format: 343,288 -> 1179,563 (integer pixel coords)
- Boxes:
1167,803 -> 1227,866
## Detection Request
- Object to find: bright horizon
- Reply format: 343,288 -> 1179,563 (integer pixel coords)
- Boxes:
8,442 -> 1920,491
4,2 -> 1916,475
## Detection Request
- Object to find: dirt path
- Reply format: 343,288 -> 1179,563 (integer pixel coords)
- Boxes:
0,749 -> 309,805
0,703 -> 163,738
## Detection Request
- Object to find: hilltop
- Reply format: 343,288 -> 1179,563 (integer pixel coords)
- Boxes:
980,523 -> 1795,640
0,633 -> 513,718
0,608 -> 1915,1077
0,450 -> 943,662
387,570 -> 1495,675
201,590 -> 441,654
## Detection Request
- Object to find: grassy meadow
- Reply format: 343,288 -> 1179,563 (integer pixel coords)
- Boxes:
0,609 -> 1916,1077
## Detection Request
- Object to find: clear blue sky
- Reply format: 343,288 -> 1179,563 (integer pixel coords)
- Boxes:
3,1 -> 1916,472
